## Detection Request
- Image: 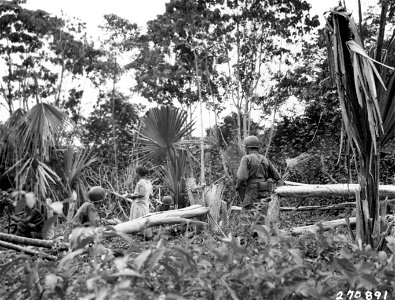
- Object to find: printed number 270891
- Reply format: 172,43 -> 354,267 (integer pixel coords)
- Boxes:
336,290 -> 388,300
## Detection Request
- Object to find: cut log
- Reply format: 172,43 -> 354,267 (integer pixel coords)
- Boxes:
275,184 -> 395,198
0,240 -> 57,260
231,202 -> 358,212
0,232 -> 54,248
109,217 -> 208,235
284,181 -> 309,186
291,217 -> 356,234
266,194 -> 280,229
280,202 -> 356,211
205,184 -> 224,230
113,204 -> 210,234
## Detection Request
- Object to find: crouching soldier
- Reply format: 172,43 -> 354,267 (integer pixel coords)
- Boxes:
72,186 -> 105,227
157,196 -> 174,212
236,135 -> 284,211
11,206 -> 45,239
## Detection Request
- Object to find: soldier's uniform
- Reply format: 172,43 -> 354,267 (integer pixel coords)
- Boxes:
157,196 -> 174,212
72,202 -> 100,226
15,208 -> 45,239
236,136 -> 283,210
72,187 -> 104,227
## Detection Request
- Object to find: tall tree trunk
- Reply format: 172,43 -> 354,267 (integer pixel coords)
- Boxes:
193,49 -> 205,186
376,0 -> 389,62
6,51 -> 13,115
112,57 -> 119,190
243,96 -> 249,139
265,97 -> 279,156
236,107 -> 242,151
204,54 -> 230,179
236,21 -> 243,150
358,0 -> 364,46
55,62 -> 65,107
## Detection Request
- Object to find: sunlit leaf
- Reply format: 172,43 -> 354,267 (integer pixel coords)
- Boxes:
49,201 -> 64,215
333,258 -> 358,278
114,256 -> 129,272
134,249 -> 152,271
57,248 -> 85,271
70,190 -> 77,201
25,192 -> 36,208
44,274 -> 58,290
111,269 -> 143,278
69,227 -> 95,250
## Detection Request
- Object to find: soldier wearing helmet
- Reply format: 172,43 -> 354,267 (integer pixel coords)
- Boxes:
236,135 -> 283,210
72,186 -> 105,226
157,196 -> 174,211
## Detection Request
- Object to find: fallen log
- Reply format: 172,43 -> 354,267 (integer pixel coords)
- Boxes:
280,202 -> 356,211
284,181 -> 309,186
231,202 -> 356,212
231,199 -> 395,212
291,217 -> 356,234
275,184 -> 395,198
113,204 -> 210,234
0,240 -> 57,260
0,232 -> 53,248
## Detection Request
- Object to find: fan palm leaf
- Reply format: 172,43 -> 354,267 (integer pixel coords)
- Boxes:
1,103 -> 71,203
138,106 -> 195,163
63,146 -> 97,188
62,146 -> 97,205
9,103 -> 70,162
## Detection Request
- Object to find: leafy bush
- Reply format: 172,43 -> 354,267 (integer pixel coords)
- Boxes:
1,214 -> 393,300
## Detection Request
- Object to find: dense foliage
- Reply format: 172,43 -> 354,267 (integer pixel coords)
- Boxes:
0,212 -> 394,299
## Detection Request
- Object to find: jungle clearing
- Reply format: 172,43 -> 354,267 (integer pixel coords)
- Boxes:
0,0 -> 395,300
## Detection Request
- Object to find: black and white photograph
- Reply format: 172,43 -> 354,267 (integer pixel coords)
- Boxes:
0,0 -> 394,299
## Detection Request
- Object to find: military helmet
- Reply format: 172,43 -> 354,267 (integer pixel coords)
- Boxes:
88,186 -> 106,202
162,196 -> 173,206
243,135 -> 260,149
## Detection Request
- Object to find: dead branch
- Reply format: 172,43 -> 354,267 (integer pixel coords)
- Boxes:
291,217 -> 356,234
0,233 -> 53,248
0,240 -> 57,260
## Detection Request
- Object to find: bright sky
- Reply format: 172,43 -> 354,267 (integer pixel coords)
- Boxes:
0,0 -> 377,133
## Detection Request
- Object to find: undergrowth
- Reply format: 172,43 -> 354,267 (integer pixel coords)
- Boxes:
0,211 -> 394,300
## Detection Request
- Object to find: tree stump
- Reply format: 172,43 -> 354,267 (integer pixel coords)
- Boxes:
266,193 -> 280,231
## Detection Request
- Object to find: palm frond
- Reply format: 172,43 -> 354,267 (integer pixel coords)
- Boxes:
10,157 -> 60,200
10,103 -> 71,161
325,6 -> 394,245
0,109 -> 26,165
326,8 -> 389,157
62,146 -> 97,205
63,146 -> 97,188
380,72 -> 395,145
138,106 -> 195,163
163,150 -> 188,206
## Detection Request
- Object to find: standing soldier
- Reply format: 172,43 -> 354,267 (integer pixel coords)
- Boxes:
236,135 -> 283,210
